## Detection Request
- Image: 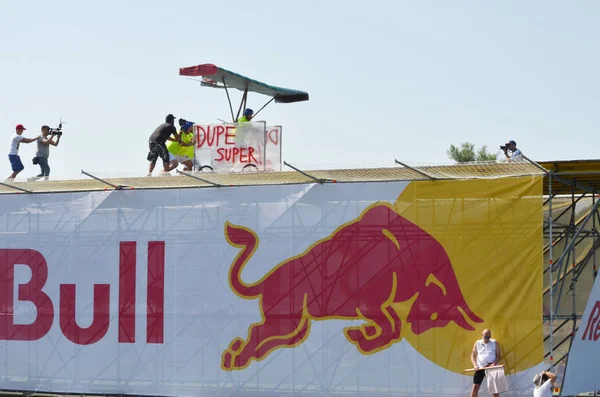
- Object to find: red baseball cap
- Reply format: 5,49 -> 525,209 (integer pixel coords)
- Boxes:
15,124 -> 26,131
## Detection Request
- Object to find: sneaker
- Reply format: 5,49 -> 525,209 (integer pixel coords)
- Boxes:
159,172 -> 171,177
28,176 -> 41,182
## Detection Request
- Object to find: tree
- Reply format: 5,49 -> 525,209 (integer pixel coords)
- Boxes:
447,142 -> 497,163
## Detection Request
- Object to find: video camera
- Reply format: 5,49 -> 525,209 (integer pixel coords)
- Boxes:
49,122 -> 63,136
500,140 -> 516,151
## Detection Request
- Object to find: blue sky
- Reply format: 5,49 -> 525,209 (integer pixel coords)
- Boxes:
1,1 -> 599,180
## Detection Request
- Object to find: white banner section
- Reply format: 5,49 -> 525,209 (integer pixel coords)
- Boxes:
193,122 -> 282,172
0,183 -> 541,397
562,273 -> 600,395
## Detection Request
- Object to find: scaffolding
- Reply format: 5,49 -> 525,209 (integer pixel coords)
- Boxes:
0,158 -> 599,396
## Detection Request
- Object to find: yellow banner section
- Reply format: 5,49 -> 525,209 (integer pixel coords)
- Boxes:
393,176 -> 543,374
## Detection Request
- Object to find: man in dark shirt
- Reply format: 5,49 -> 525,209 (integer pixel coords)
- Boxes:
147,114 -> 180,176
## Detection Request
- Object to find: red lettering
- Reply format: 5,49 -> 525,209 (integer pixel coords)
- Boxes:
582,301 -> 600,341
0,249 -> 54,341
119,242 -> 136,343
232,148 -> 240,163
198,125 -> 230,148
206,125 -> 216,146
239,147 -> 248,163
214,147 -> 260,164
267,129 -> 279,145
225,126 -> 236,145
197,126 -> 207,148
59,284 -> 110,345
147,241 -> 165,344
215,125 -> 225,146
0,242 -> 166,345
215,147 -> 225,161
248,146 -> 258,164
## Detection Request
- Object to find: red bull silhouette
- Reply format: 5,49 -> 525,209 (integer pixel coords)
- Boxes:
221,202 -> 483,371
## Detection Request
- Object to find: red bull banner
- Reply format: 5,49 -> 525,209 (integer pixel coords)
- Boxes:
0,177 -> 543,397
193,122 -> 282,172
561,272 -> 600,395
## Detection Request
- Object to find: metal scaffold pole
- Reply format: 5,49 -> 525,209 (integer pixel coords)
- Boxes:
548,171 -> 554,368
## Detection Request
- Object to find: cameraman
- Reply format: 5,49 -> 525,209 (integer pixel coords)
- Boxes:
502,140 -> 523,162
29,125 -> 60,182
532,370 -> 555,397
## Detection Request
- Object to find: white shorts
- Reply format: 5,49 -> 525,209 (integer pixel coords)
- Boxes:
169,153 -> 192,163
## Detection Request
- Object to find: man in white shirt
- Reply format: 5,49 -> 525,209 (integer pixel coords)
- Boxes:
8,124 -> 39,181
532,370 -> 556,397
470,329 -> 502,397
502,140 -> 523,162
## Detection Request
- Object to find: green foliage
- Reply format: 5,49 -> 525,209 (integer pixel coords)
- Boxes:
447,142 -> 497,163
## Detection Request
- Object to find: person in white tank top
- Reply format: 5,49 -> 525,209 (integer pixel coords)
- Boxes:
470,329 -> 502,397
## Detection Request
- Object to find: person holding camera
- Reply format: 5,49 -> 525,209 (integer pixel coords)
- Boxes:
502,140 -> 523,161
7,124 -> 39,181
29,125 -> 61,182
532,370 -> 556,397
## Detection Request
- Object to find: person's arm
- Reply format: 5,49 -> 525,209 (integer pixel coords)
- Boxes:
41,136 -> 53,144
20,136 -> 39,144
180,138 -> 196,147
471,342 -> 478,369
544,371 -> 557,387
167,128 -> 181,143
494,341 -> 501,364
47,135 -> 60,146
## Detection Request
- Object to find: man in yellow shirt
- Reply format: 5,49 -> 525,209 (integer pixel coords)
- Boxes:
237,108 -> 253,123
167,122 -> 195,171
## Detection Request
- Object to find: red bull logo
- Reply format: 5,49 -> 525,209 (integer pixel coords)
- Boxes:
221,202 -> 483,371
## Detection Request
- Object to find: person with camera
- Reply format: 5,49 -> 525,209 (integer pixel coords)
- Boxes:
7,124 -> 39,181
28,125 -> 61,182
501,140 -> 523,162
147,114 -> 180,176
532,370 -> 556,397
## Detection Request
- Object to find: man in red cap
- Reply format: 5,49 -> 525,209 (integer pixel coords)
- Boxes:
8,124 -> 39,181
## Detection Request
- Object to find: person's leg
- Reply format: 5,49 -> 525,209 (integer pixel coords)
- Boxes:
8,155 -> 24,179
182,159 -> 193,171
147,143 -> 159,175
159,144 -> 177,173
471,370 -> 485,397
39,157 -> 50,177
165,160 -> 178,172
43,158 -> 50,180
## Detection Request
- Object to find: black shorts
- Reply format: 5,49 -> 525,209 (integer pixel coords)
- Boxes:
147,142 -> 170,165
473,369 -> 486,385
